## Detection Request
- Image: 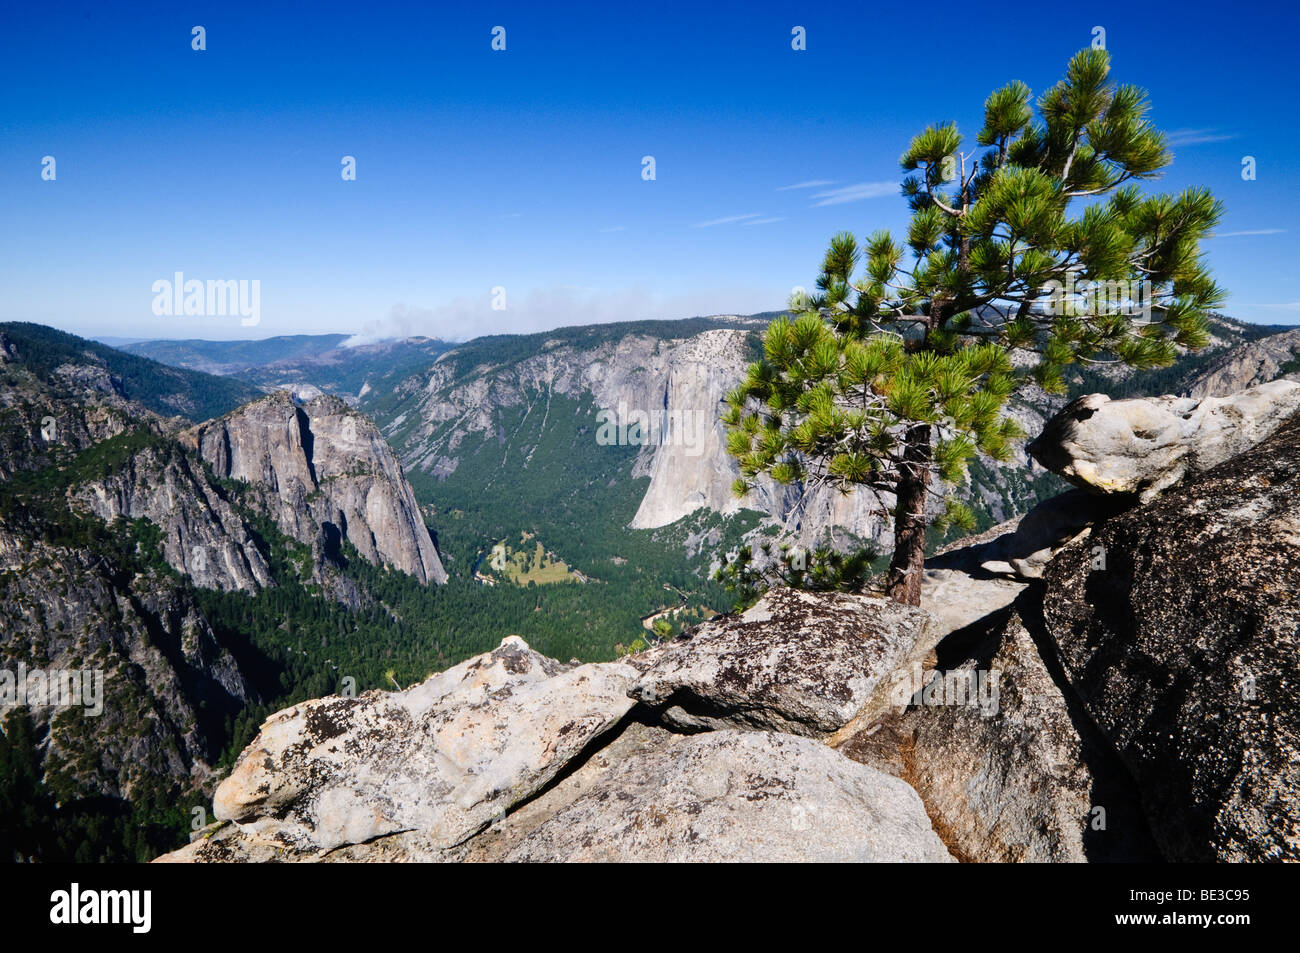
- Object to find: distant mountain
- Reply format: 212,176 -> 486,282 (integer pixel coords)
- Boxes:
1064,313 -> 1296,400
115,312 -> 1300,576
0,322 -> 260,422
235,336 -> 457,403
123,319 -> 788,407
123,333 -> 457,402
91,336 -> 152,348
1186,326 -> 1300,397
122,334 -> 354,376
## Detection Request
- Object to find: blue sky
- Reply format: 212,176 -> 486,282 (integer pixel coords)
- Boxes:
2,0 -> 1297,342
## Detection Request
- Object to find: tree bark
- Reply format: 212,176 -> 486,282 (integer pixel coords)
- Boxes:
885,423 -> 931,606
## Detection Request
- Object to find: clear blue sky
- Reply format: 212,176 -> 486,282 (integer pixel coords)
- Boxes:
2,0 -> 1297,342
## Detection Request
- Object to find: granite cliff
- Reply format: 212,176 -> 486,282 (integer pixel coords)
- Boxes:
186,392 -> 447,586
371,320 -> 1060,557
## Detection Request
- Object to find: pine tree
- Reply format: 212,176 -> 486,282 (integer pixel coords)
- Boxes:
724,48 -> 1223,605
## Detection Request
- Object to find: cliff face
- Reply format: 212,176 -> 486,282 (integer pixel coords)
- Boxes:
1187,327 -> 1300,398
382,328 -> 853,536
375,323 -> 1042,554
628,330 -> 756,528
65,391 -> 446,592
618,330 -> 897,539
75,446 -> 274,592
0,525 -> 251,808
187,392 -> 447,585
389,333 -> 679,468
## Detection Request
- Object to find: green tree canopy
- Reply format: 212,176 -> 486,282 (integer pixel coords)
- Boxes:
725,48 -> 1223,604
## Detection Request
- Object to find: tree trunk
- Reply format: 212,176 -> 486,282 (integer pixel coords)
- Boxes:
885,423 -> 931,606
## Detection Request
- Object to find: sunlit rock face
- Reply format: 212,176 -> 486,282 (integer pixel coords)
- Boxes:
188,391 -> 447,584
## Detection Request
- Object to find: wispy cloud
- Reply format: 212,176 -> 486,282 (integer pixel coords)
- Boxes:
691,213 -> 762,228
1210,228 -> 1286,238
776,179 -> 837,191
1255,301 -> 1300,311
743,217 -> 784,226
809,181 -> 898,206
1167,128 -> 1236,147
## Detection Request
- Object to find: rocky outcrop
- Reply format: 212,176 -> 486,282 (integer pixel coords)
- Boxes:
170,719 -> 952,864
918,519 -> 1031,632
0,398 -> 137,481
491,729 -> 952,862
60,391 -> 446,592
899,612 -> 1094,862
911,387 -> 1300,861
862,609 -> 1156,863
158,598 -> 960,863
187,392 -> 446,584
201,638 -> 637,855
631,586 -> 931,737
4,349 -> 444,591
0,356 -> 157,480
1028,379 -> 1300,501
1043,409 -> 1300,861
830,520 -> 1161,864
